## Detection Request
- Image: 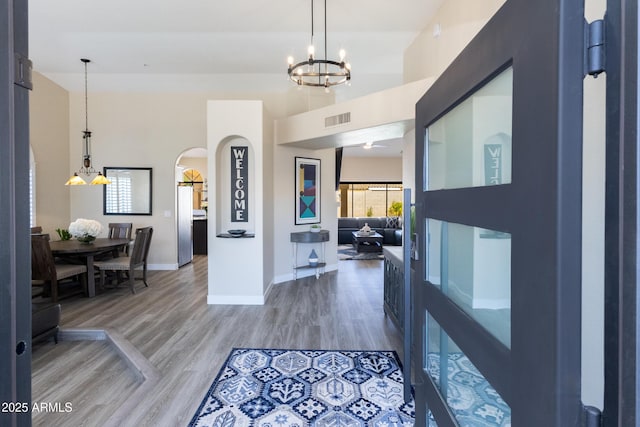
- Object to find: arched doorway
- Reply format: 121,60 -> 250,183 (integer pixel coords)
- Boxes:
175,148 -> 208,266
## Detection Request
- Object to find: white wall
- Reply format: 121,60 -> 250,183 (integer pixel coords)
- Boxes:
340,157 -> 402,182
207,100 -> 266,304
272,145 -> 338,283
262,106 -> 275,295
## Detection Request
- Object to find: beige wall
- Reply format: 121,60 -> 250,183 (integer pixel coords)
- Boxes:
29,72 -> 70,235
63,91 -> 289,268
340,157 -> 402,182
403,0 -> 506,83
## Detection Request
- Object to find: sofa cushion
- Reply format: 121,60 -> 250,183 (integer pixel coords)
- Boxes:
338,218 -> 360,229
385,216 -> 400,229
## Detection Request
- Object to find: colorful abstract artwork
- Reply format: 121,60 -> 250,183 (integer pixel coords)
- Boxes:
295,157 -> 321,225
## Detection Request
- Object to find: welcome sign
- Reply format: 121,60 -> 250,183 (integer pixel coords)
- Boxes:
484,143 -> 502,185
231,146 -> 248,222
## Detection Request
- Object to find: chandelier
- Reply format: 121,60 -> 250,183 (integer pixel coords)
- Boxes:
65,58 -> 110,185
287,0 -> 351,88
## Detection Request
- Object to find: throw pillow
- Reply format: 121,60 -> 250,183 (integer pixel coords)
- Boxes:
386,216 -> 400,229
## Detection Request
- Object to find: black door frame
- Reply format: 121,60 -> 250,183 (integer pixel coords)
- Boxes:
412,0 -> 585,425
0,1 -> 32,426
603,0 -> 640,425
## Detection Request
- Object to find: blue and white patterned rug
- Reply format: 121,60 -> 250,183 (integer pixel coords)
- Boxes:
188,348 -> 415,426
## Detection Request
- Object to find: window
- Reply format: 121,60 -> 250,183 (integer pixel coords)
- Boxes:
338,182 -> 403,217
105,174 -> 133,213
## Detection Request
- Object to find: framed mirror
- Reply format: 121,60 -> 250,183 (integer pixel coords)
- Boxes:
103,167 -> 153,215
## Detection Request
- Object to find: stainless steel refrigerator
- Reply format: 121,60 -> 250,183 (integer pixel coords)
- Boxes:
177,185 -> 193,267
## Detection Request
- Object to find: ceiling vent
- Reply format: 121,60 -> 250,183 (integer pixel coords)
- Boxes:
325,112 -> 351,128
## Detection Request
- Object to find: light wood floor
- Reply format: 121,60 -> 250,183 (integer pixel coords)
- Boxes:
31,256 -> 403,427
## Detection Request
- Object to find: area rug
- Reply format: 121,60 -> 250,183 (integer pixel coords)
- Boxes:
337,245 -> 384,261
189,348 -> 415,426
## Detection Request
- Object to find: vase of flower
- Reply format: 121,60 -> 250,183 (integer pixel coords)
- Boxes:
77,234 -> 96,244
69,218 -> 103,244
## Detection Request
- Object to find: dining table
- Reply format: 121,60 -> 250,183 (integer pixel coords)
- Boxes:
49,238 -> 131,298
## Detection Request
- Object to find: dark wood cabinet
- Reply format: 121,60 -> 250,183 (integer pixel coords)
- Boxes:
193,219 -> 208,255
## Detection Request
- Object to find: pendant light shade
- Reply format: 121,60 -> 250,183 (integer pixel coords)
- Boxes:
65,173 -> 87,186
65,58 -> 110,186
90,172 -> 111,185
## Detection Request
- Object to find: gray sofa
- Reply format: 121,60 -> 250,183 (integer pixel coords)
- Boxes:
338,217 -> 402,246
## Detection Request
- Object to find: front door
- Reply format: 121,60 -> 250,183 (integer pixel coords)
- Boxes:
412,0 -> 586,425
0,1 -> 32,426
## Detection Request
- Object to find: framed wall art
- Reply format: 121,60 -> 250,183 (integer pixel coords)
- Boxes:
295,157 -> 320,225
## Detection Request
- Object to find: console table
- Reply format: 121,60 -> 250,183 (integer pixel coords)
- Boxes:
290,230 -> 329,279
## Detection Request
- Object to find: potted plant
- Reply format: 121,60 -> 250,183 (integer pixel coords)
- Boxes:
310,224 -> 321,233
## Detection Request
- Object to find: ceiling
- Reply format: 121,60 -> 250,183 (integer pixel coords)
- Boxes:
28,0 -> 443,157
28,0 -> 443,95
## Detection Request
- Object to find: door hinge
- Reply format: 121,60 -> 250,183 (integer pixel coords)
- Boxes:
585,19 -> 605,78
582,404 -> 602,427
14,52 -> 33,90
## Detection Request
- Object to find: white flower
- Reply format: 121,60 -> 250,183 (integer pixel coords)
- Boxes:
68,218 -> 103,238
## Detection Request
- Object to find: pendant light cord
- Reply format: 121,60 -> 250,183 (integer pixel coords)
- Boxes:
324,0 -> 327,74
84,60 -> 89,132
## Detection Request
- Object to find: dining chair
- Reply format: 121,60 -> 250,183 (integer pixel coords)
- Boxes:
108,222 -> 133,256
31,233 -> 88,302
93,226 -> 153,294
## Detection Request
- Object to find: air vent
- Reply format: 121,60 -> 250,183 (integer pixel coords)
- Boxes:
325,112 -> 351,128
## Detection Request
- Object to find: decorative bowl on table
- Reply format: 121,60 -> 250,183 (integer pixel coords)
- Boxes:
310,225 -> 321,233
227,229 -> 247,237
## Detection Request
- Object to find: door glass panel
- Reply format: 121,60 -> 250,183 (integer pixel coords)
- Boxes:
425,67 -> 513,191
425,312 -> 512,425
426,218 -> 511,347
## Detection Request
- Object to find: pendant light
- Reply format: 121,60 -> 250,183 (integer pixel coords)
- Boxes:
65,58 -> 110,185
286,0 -> 351,89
